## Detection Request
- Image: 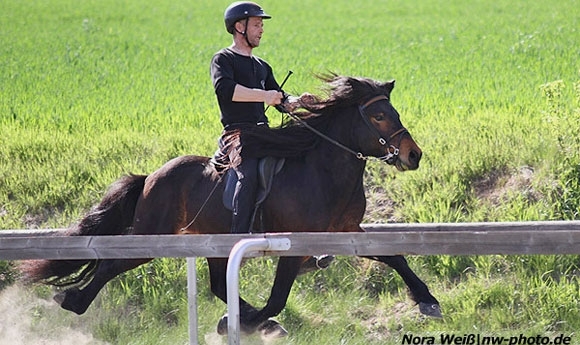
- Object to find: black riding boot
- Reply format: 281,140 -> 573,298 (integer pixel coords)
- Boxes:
231,157 -> 259,234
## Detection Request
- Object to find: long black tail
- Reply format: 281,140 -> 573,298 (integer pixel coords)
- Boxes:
20,174 -> 147,287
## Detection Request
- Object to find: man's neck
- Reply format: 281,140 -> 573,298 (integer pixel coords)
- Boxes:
230,40 -> 252,56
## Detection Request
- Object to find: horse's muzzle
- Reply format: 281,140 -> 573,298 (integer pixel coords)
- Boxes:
400,148 -> 422,171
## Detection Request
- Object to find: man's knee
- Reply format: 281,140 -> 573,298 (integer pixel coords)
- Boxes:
236,159 -> 259,181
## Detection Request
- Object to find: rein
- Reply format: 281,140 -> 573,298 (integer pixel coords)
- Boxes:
287,112 -> 364,159
288,95 -> 407,163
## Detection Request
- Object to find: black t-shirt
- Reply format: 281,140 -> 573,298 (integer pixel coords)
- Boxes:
210,48 -> 280,127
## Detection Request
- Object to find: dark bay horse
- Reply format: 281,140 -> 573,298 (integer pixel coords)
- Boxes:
21,75 -> 441,336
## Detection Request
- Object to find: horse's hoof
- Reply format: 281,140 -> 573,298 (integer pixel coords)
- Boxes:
258,319 -> 288,339
217,315 -> 228,335
217,314 -> 264,336
298,255 -> 335,275
53,291 -> 66,305
53,287 -> 87,315
419,302 -> 443,318
315,255 -> 335,269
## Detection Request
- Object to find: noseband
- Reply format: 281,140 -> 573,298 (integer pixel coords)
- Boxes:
358,95 -> 408,164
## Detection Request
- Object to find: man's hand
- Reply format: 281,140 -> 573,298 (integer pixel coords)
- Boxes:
278,92 -> 317,113
264,90 -> 284,106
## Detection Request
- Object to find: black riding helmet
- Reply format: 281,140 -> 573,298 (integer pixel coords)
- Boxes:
224,1 -> 271,34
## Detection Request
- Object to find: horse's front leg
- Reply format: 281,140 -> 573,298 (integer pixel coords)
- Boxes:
362,255 -> 442,318
245,256 -> 304,338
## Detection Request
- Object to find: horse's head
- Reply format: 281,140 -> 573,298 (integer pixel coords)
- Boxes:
282,74 -> 422,170
354,79 -> 422,171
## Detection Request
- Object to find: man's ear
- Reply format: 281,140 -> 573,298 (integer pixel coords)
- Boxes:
234,20 -> 245,34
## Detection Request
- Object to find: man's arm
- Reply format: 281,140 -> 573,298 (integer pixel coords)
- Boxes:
232,84 -> 283,106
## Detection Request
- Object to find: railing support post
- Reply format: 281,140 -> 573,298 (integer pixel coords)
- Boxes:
187,257 -> 198,345
226,238 -> 291,345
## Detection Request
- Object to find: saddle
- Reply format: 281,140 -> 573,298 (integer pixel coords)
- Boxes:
222,156 -> 285,221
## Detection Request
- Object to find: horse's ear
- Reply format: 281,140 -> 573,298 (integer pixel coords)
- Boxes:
381,80 -> 395,94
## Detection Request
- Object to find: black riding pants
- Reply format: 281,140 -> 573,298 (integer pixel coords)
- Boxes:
231,156 -> 259,233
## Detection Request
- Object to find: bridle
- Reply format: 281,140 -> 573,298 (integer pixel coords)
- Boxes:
358,95 -> 408,164
287,94 -> 408,164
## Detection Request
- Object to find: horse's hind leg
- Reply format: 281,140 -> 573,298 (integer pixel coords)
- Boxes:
210,257 -> 302,338
363,255 -> 442,318
244,256 -> 304,337
55,258 -> 151,315
208,258 -> 261,335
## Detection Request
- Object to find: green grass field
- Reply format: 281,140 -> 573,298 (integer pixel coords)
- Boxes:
1,0 -> 580,344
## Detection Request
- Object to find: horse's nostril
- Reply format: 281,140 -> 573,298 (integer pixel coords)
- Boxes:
410,149 -> 422,165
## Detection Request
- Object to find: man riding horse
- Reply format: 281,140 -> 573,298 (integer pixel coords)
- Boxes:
211,1 -> 333,269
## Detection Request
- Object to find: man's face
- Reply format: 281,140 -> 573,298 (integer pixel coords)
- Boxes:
237,17 -> 264,47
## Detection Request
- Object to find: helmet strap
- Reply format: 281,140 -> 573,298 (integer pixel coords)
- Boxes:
234,18 -> 256,48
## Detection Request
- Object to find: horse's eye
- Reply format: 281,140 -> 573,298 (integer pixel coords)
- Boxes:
373,113 -> 385,121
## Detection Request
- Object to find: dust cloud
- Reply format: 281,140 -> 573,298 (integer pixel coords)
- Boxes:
0,284 -> 110,345
204,329 -> 283,345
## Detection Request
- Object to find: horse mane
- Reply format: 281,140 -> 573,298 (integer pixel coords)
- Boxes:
234,74 -> 392,159
298,73 -> 391,114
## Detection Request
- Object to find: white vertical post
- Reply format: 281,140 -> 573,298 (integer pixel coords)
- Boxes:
226,238 -> 291,345
187,257 -> 198,345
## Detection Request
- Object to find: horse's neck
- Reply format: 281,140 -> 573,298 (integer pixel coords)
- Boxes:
301,138 -> 368,228
307,119 -> 367,188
